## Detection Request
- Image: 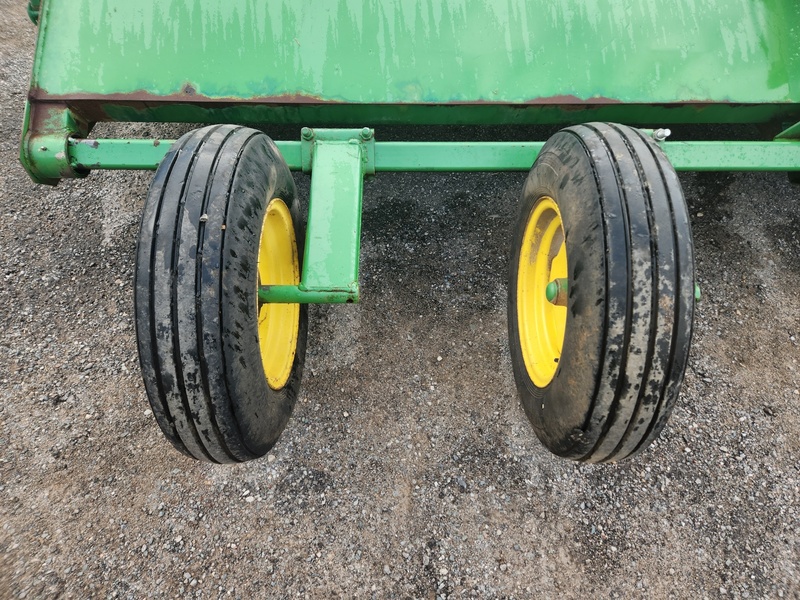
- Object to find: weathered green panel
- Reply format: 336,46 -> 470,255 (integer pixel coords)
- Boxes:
29,0 -> 800,126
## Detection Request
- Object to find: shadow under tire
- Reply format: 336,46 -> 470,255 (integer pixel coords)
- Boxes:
134,125 -> 307,463
508,122 -> 694,463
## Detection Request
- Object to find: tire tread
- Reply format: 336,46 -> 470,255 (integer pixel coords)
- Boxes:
508,122 -> 694,463
135,125 -> 305,463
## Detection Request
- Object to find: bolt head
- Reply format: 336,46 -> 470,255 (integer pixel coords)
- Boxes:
653,128 -> 672,142
301,127 -> 314,141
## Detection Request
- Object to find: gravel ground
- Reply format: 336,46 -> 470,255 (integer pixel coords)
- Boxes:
2,2 -> 799,598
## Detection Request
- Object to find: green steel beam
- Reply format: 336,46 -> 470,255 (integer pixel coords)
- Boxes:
69,138 -> 302,171
90,103 -> 800,129
259,131 -> 371,304
300,127 -> 375,174
373,142 -> 545,171
258,286 -> 357,304
67,138 -> 800,173
663,141 -> 800,171
372,140 -> 800,171
69,139 -> 172,170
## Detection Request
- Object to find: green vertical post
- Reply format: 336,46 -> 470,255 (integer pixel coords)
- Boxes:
302,139 -> 364,297
260,129 -> 372,304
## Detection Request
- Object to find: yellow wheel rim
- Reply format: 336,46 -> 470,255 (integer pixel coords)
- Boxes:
257,198 -> 300,390
517,196 -> 568,388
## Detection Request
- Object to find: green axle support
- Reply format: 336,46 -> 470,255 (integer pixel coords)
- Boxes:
20,124 -> 800,305
63,135 -> 800,175
259,129 -> 372,304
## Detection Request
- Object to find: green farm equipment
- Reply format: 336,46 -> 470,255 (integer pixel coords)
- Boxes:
20,0 -> 800,463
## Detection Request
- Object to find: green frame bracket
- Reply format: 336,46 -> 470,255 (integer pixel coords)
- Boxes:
300,127 -> 375,175
259,128 -> 374,304
20,102 -> 89,185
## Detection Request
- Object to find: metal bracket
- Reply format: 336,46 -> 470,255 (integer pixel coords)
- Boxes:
260,128 -> 372,304
19,102 -> 89,185
300,127 -> 375,175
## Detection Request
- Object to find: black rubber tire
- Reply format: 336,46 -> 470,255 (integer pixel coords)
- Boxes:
508,122 -> 695,463
134,125 -> 307,463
